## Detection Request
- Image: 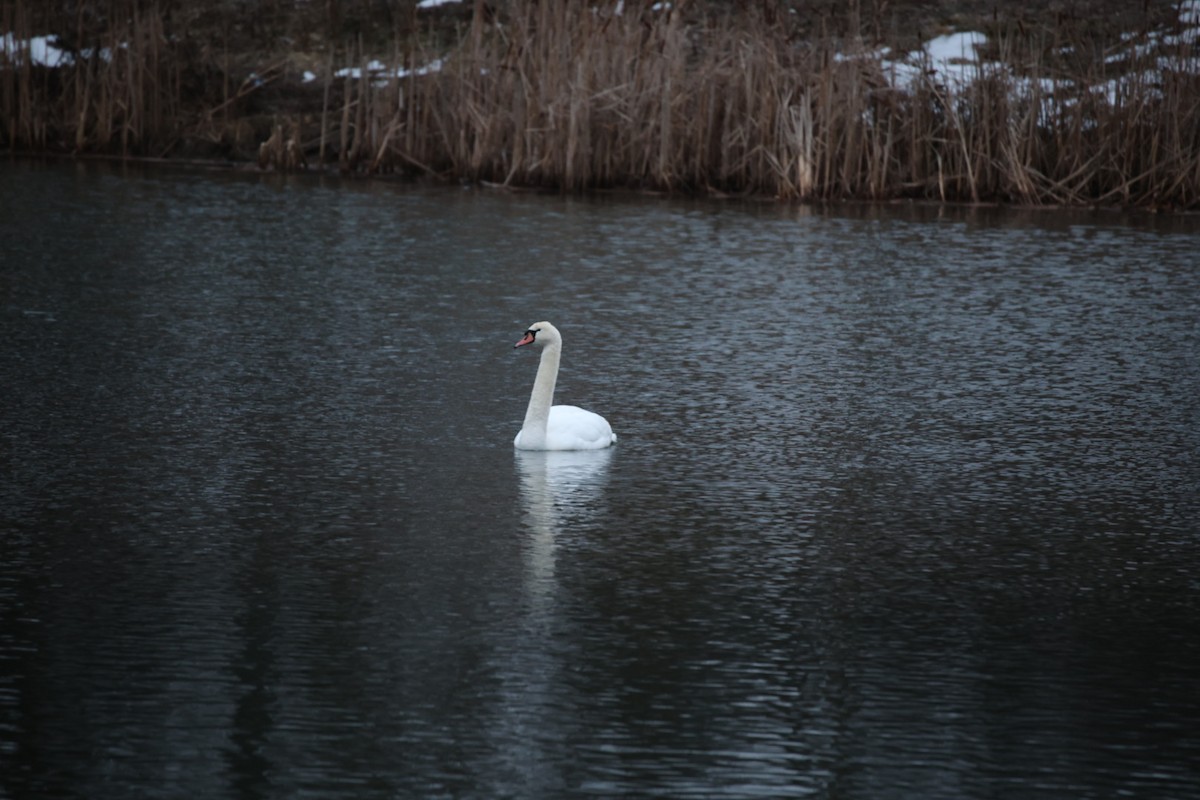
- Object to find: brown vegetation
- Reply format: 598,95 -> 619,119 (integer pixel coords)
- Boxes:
3,0 -> 1199,208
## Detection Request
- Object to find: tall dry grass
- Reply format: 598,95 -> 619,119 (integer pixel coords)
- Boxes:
3,0 -> 1198,208
2,0 -> 189,156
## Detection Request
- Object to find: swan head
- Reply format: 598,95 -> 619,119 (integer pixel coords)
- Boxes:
514,321 -> 561,349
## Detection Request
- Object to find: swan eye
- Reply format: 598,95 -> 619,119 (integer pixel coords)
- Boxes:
526,328 -> 539,337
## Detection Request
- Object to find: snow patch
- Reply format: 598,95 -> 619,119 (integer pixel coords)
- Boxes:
1,33 -> 72,67
334,58 -> 444,86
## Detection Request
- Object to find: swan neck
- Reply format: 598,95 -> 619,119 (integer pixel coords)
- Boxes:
521,342 -> 560,447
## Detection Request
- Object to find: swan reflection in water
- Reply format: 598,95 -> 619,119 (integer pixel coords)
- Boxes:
480,449 -> 614,789
515,448 -> 614,607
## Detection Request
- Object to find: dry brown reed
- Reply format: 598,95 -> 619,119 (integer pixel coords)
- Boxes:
3,0 -> 1198,208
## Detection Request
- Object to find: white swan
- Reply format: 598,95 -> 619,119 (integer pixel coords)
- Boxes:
513,321 -> 616,451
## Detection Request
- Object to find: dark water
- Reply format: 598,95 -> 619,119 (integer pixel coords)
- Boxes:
2,159 -> 1199,799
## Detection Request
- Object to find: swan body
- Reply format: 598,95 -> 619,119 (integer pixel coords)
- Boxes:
513,321 -> 616,451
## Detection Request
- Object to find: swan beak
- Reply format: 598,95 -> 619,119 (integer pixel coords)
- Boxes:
514,332 -> 536,349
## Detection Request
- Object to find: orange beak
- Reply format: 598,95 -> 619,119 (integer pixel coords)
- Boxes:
514,331 -> 536,349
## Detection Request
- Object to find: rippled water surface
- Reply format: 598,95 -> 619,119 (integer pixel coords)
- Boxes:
2,160 -> 1199,799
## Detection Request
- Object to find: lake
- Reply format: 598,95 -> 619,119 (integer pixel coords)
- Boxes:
2,159 -> 1198,799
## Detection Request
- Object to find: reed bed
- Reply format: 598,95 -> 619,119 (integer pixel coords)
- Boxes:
4,0 -> 1199,208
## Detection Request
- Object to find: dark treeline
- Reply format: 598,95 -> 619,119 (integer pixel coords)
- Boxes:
3,0 -> 1199,208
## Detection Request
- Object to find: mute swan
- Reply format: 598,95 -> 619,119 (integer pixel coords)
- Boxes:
513,321 -> 616,451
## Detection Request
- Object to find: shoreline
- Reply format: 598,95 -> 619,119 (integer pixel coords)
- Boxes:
4,1 -> 1199,210
16,149 -> 1200,221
